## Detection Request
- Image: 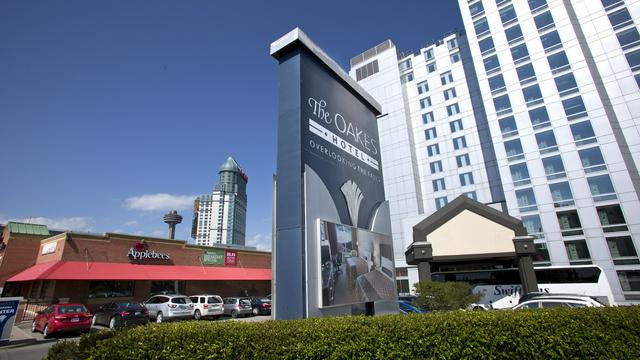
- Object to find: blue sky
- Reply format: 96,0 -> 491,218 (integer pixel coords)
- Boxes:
0,1 -> 462,250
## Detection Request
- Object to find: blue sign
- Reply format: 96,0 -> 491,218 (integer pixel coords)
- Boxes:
0,297 -> 22,343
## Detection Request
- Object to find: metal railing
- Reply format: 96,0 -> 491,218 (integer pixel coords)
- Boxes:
21,299 -> 50,322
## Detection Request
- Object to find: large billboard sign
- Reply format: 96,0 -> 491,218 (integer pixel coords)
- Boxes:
271,28 -> 397,319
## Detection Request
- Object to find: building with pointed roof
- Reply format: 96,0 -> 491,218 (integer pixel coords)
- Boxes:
192,157 -> 248,246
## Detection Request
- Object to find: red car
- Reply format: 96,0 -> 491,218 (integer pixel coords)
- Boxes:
31,303 -> 92,338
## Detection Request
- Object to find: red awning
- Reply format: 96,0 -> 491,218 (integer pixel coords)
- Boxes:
6,261 -> 271,282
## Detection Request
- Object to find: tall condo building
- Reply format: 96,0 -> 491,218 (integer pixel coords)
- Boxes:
349,0 -> 640,303
192,157 -> 248,246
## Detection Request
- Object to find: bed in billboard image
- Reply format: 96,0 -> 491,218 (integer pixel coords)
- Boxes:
318,219 -> 396,308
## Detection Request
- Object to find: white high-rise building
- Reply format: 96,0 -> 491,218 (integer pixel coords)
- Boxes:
349,0 -> 640,303
192,157 -> 248,246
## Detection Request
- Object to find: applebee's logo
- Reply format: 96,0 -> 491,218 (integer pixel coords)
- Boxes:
127,240 -> 170,260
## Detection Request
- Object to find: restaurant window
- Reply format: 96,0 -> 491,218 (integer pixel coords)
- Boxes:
89,281 -> 135,298
150,281 -> 185,296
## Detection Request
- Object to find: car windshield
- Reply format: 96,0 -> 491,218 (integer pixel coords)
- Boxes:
58,305 -> 87,314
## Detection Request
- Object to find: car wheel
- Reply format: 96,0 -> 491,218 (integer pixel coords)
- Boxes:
194,310 -> 202,320
156,312 -> 163,323
231,310 -> 238,319
109,316 -> 119,329
43,324 -> 50,339
252,308 -> 258,316
31,321 -> 37,333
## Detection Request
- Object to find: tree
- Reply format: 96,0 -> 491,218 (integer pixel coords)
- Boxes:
414,281 -> 480,311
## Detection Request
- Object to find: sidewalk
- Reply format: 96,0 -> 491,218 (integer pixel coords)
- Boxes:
0,322 -> 37,349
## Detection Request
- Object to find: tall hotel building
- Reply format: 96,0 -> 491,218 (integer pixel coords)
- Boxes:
192,157 -> 248,246
349,0 -> 640,303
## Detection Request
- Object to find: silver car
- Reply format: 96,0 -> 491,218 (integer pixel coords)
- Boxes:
222,297 -> 252,318
144,295 -> 194,323
189,294 -> 224,320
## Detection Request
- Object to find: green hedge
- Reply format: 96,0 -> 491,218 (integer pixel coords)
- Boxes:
47,307 -> 640,360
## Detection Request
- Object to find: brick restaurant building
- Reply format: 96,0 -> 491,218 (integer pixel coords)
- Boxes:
0,222 -> 271,311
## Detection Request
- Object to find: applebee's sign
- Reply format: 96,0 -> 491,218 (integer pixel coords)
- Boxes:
127,241 -> 170,260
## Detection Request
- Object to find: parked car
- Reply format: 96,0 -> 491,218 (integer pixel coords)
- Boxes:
92,302 -> 149,328
222,297 -> 252,318
189,294 -> 224,320
31,303 -> 92,338
398,300 -> 428,314
143,295 -> 194,323
517,292 -> 605,306
512,297 -> 605,309
246,296 -> 271,316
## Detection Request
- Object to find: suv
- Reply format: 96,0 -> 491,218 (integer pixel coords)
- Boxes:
189,295 -> 224,320
144,295 -> 194,323
222,297 -> 252,318
246,296 -> 271,316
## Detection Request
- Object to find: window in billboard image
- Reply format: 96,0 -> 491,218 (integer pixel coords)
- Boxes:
318,219 -> 396,308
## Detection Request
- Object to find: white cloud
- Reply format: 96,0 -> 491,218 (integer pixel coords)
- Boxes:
246,233 -> 272,251
0,216 -> 94,232
152,230 -> 166,237
124,193 -> 196,211
123,220 -> 138,226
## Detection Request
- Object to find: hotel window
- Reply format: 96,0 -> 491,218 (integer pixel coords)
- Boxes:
548,51 -> 570,74
499,116 -> 518,138
430,160 -> 443,174
425,127 -> 437,140
447,103 -> 461,116
562,96 -> 587,120
400,72 -> 414,84
555,73 -> 579,97
427,62 -> 437,73
516,188 -> 538,212
427,144 -> 440,157
433,178 -> 446,192
517,63 -> 537,84
444,87 -> 457,100
511,43 -> 530,64
422,111 -> 435,124
460,172 -> 475,186
550,181 -> 575,207
424,48 -> 434,61
588,174 -> 617,202
529,106 -> 550,129
420,97 -> 432,109
625,49 -> 640,72
450,119 -> 464,132
533,243 -> 551,265
500,5 -> 517,26
505,139 -> 524,161
474,17 -> 490,37
441,71 -> 454,85
557,210 -> 583,236
523,84 -> 543,106
534,11 -> 555,32
617,271 -> 640,293
470,1 -> 484,18
540,30 -> 562,53
529,0 -> 548,12
510,162 -> 531,186
464,191 -> 478,200
607,236 -> 639,265
535,130 -> 558,154
479,37 -> 495,55
450,52 -> 461,63
617,27 -> 640,50
522,215 -> 544,239
571,121 -> 597,146
397,279 -> 410,295
489,74 -> 506,94
435,196 -> 448,209
579,147 -> 606,173
597,204 -> 628,232
417,81 -> 429,94
505,24 -> 524,44
456,153 -> 471,167
447,38 -> 459,50
565,240 -> 591,265
608,8 -> 633,30
453,136 -> 467,150
484,55 -> 500,74
601,0 -> 624,11
399,58 -> 412,72
493,94 -> 512,116
541,155 -> 565,180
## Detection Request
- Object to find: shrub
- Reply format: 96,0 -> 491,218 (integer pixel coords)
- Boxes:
415,281 -> 480,310
47,307 -> 640,360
